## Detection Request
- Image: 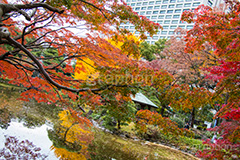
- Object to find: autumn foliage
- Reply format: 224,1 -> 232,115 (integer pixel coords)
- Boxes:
135,110 -> 194,138
181,0 -> 240,159
0,0 -> 161,106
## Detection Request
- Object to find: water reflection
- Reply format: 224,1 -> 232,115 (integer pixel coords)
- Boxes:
0,120 -> 57,159
0,135 -> 48,159
48,110 -> 94,160
0,106 -> 196,160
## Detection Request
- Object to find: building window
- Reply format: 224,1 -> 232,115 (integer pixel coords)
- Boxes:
146,11 -> 152,14
179,25 -> 185,28
175,9 -> 181,13
161,5 -> 167,9
137,2 -> 141,6
154,6 -> 160,9
141,7 -> 146,10
185,0 -> 192,1
207,0 -> 213,6
153,11 -> 158,14
157,20 -> 163,24
164,20 -> 170,24
163,0 -> 169,4
169,31 -> 174,35
169,4 -> 175,8
158,15 -> 164,19
160,36 -> 166,38
160,10 -> 166,14
132,0 -> 136,2
172,20 -> 178,24
170,0 -> 176,2
176,4 -> 183,8
167,10 -> 173,13
180,20 -> 186,24
140,11 -> 145,15
184,3 -> 191,7
156,1 -> 161,4
149,1 -> 154,5
135,7 -> 140,10
193,2 -> 201,6
187,25 -> 193,29
130,26 -> 135,29
162,31 -> 167,34
177,0 -> 184,2
143,2 -> 148,5
153,36 -> 158,40
163,25 -> 169,29
170,25 -> 177,29
131,3 -> 136,6
146,16 -> 150,19
166,15 -> 172,19
183,9 -> 190,12
127,0 -> 131,2
152,15 -> 157,19
173,15 -> 180,18
124,26 -> 129,29
148,6 -> 153,9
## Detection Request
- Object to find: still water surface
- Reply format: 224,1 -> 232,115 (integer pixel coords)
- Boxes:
0,119 -> 57,159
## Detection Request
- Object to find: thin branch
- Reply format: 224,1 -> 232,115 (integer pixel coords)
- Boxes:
22,13 -> 56,44
77,0 -> 111,23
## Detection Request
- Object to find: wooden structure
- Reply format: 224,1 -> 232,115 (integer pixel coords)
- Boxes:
130,93 -> 158,111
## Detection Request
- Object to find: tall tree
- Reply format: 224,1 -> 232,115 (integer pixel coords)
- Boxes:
182,0 -> 240,159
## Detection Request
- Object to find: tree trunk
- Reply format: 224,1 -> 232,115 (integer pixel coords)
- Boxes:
160,105 -> 165,116
190,107 -> 195,128
117,120 -> 121,130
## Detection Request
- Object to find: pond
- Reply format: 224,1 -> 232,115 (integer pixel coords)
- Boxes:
0,119 -> 57,159
0,117 -> 198,160
0,87 -> 198,160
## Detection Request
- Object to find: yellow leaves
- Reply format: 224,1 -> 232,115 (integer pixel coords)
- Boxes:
51,110 -> 94,159
74,58 -> 99,80
107,33 -> 142,59
50,146 -> 87,160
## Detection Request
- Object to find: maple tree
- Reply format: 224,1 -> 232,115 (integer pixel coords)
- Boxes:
0,0 -> 162,106
135,109 -> 194,138
181,0 -> 240,159
143,28 -> 220,127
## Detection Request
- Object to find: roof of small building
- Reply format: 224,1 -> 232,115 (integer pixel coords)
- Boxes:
130,93 -> 158,108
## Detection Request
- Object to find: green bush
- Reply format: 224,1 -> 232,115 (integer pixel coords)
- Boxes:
170,117 -> 184,128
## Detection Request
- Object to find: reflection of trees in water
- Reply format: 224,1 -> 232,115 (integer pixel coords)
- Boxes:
0,106 -> 45,129
48,110 -> 94,160
0,108 -> 13,129
0,136 -> 47,159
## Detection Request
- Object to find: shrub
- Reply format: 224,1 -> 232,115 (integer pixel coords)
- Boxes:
170,117 -> 185,128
